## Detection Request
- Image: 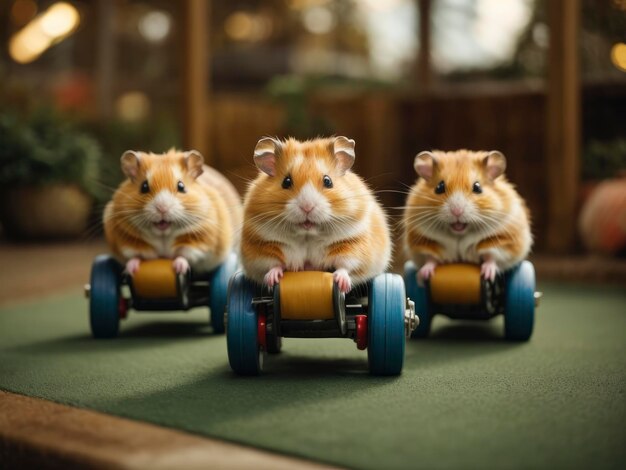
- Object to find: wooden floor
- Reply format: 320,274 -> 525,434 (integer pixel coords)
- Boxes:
0,391 -> 336,470
1,239 -> 624,469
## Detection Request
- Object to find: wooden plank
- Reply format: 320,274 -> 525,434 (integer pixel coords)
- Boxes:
0,391 -> 340,470
416,0 -> 432,92
182,0 -> 210,161
95,0 -> 115,119
546,0 -> 581,252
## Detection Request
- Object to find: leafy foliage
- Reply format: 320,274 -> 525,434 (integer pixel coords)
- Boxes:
0,107 -> 102,198
582,138 -> 626,180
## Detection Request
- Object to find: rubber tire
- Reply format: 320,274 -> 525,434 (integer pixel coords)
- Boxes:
367,273 -> 406,376
504,261 -> 535,341
226,272 -> 262,375
403,261 -> 432,338
90,255 -> 122,339
209,252 -> 238,334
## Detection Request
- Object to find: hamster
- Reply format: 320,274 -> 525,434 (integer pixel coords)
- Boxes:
103,149 -> 242,275
403,149 -> 532,283
241,136 -> 391,293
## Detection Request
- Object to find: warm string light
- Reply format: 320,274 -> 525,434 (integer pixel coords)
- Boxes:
9,1 -> 80,64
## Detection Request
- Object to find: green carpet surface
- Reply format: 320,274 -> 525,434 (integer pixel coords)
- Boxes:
1,283 -> 625,469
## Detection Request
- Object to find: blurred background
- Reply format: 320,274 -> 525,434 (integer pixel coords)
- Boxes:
0,0 -> 625,293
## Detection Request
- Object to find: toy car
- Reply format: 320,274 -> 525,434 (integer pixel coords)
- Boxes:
86,253 -> 238,338
226,271 -> 418,376
403,261 -> 539,341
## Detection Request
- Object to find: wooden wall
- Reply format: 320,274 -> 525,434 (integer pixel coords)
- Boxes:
209,84 -> 551,250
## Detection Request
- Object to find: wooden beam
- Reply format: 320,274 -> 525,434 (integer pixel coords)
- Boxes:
416,0 -> 432,92
546,0 -> 581,252
182,0 -> 210,161
95,0 -> 115,119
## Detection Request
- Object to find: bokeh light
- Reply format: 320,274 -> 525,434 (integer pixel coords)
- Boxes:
40,2 -> 79,37
8,1 -> 79,64
138,10 -> 171,43
610,42 -> 626,72
115,91 -> 151,122
224,11 -> 272,42
302,6 -> 335,35
225,12 -> 254,41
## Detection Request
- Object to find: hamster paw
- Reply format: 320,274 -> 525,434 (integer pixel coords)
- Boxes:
481,259 -> 498,281
333,268 -> 352,293
264,266 -> 284,288
417,261 -> 437,286
125,257 -> 141,276
173,256 -> 190,274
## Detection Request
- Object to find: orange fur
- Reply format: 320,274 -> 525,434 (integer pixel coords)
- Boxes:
241,137 -> 391,287
403,149 -> 532,271
103,149 -> 242,272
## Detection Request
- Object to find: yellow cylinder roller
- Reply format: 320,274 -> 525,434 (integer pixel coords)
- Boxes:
429,264 -> 482,305
278,272 -> 335,320
131,259 -> 178,299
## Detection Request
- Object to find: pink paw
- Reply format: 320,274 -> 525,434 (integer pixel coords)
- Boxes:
264,266 -> 284,288
417,261 -> 437,286
333,268 -> 352,294
173,256 -> 190,274
481,259 -> 498,282
125,257 -> 141,276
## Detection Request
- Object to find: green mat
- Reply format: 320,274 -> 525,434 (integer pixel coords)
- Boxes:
1,283 -> 625,469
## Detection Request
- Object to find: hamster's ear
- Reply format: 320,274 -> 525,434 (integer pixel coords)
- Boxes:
121,151 -> 141,181
414,151 -> 436,181
184,150 -> 205,179
483,151 -> 506,180
333,136 -> 355,175
254,137 -> 280,176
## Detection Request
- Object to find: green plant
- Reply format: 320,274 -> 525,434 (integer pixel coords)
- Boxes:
0,107 -> 102,199
582,138 -> 626,180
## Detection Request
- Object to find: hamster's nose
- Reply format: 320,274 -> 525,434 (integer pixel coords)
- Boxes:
156,203 -> 169,214
450,206 -> 464,217
300,204 -> 315,214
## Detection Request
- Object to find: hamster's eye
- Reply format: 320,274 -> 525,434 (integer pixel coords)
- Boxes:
472,181 -> 482,194
282,175 -> 293,189
140,181 -> 150,194
323,175 -> 333,188
177,181 -> 186,193
435,181 -> 446,195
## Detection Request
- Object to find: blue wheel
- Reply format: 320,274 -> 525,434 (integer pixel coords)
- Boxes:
226,272 -> 262,375
209,252 -> 238,334
504,261 -> 535,341
89,255 -> 122,338
367,273 -> 406,376
404,261 -> 431,338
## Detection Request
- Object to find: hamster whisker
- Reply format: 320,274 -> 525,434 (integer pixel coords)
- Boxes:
415,215 -> 445,237
398,181 -> 417,192
225,170 -> 256,185
471,217 -> 515,241
87,178 -> 118,195
247,214 -> 290,236
373,189 -> 412,197
243,211 -> 286,226
403,212 -> 440,225
402,213 -> 442,233
475,214 -> 513,231
389,205 -> 440,211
